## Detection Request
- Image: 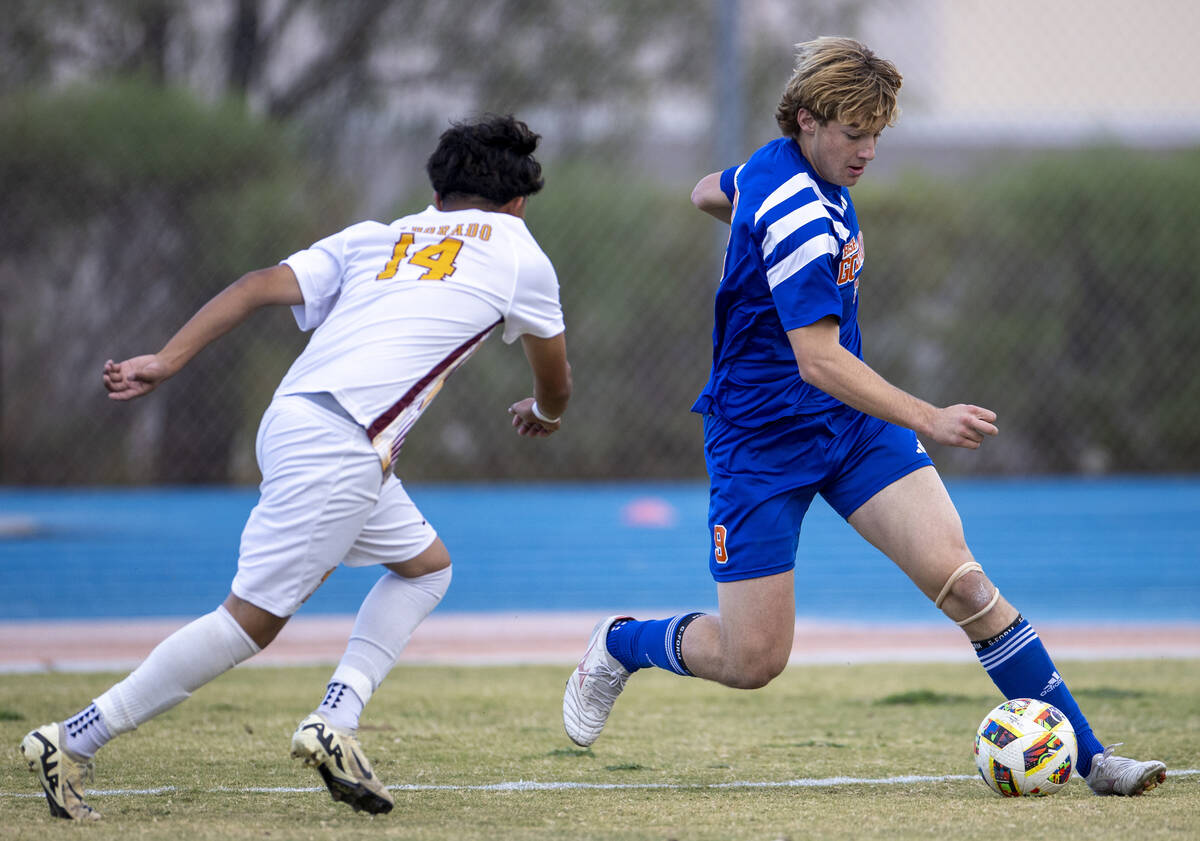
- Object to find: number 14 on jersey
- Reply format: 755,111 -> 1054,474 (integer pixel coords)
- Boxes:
377,234 -> 463,281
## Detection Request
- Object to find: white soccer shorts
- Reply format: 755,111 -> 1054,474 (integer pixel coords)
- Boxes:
231,393 -> 437,617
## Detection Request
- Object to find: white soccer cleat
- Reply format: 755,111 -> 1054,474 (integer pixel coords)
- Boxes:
563,615 -> 633,747
291,712 -> 394,814
19,723 -> 101,821
1083,744 -> 1167,796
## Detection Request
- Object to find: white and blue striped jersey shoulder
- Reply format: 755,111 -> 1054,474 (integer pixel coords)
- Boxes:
748,168 -> 850,292
693,138 -> 865,425
726,139 -> 858,317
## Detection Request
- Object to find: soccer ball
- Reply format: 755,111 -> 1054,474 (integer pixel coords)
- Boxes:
974,698 -> 1077,796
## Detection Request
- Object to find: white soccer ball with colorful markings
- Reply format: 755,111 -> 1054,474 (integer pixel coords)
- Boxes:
974,698 -> 1077,796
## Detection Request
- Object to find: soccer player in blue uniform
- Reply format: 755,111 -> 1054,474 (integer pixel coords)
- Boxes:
563,36 -> 1166,796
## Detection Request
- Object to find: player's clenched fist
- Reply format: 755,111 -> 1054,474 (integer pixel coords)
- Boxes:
929,403 -> 997,449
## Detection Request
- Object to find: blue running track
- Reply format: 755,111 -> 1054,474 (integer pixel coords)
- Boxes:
1,478 -> 1198,623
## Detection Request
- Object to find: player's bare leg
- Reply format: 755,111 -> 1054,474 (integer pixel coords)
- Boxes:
846,466 -> 1016,638
222,593 -> 290,648
564,573 -> 794,746
678,572 -> 796,689
847,465 -> 1166,792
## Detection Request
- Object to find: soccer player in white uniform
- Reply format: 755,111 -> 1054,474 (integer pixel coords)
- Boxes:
20,114 -> 571,819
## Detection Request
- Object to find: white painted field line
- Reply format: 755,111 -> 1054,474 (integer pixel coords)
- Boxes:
4,769 -> 1197,800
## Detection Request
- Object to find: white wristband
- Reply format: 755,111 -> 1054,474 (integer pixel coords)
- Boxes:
530,401 -> 561,425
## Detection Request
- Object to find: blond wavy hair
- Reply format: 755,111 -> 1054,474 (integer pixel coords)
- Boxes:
775,37 -> 902,139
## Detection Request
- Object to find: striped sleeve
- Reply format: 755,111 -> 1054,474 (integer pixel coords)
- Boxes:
749,173 -> 845,329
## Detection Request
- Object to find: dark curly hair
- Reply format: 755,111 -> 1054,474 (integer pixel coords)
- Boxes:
425,114 -> 544,205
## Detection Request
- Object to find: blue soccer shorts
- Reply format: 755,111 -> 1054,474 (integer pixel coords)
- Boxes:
702,405 -> 933,582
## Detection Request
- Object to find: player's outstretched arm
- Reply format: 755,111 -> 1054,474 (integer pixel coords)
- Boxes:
787,316 -> 998,449
691,171 -> 732,224
508,331 -> 571,437
103,264 -> 303,401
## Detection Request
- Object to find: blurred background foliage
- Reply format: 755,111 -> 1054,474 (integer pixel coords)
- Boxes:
1,0 -> 1198,484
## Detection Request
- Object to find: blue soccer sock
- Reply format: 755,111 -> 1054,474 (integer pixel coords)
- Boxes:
973,615 -> 1104,776
605,614 -> 705,676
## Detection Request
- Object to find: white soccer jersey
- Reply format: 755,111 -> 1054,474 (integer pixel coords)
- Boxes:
276,205 -> 565,470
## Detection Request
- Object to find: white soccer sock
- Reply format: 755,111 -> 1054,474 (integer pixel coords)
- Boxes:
316,681 -> 365,732
63,703 -> 111,759
326,567 -> 451,719
93,605 -> 260,736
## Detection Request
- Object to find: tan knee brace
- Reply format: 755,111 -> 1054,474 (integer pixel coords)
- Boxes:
935,561 -> 1001,627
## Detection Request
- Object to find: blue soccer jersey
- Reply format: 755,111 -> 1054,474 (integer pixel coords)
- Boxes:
691,137 -> 865,427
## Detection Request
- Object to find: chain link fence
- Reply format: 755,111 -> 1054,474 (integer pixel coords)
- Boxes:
2,0 -> 1199,485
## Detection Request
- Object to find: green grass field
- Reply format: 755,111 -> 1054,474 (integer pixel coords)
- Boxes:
2,659 -> 1197,840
